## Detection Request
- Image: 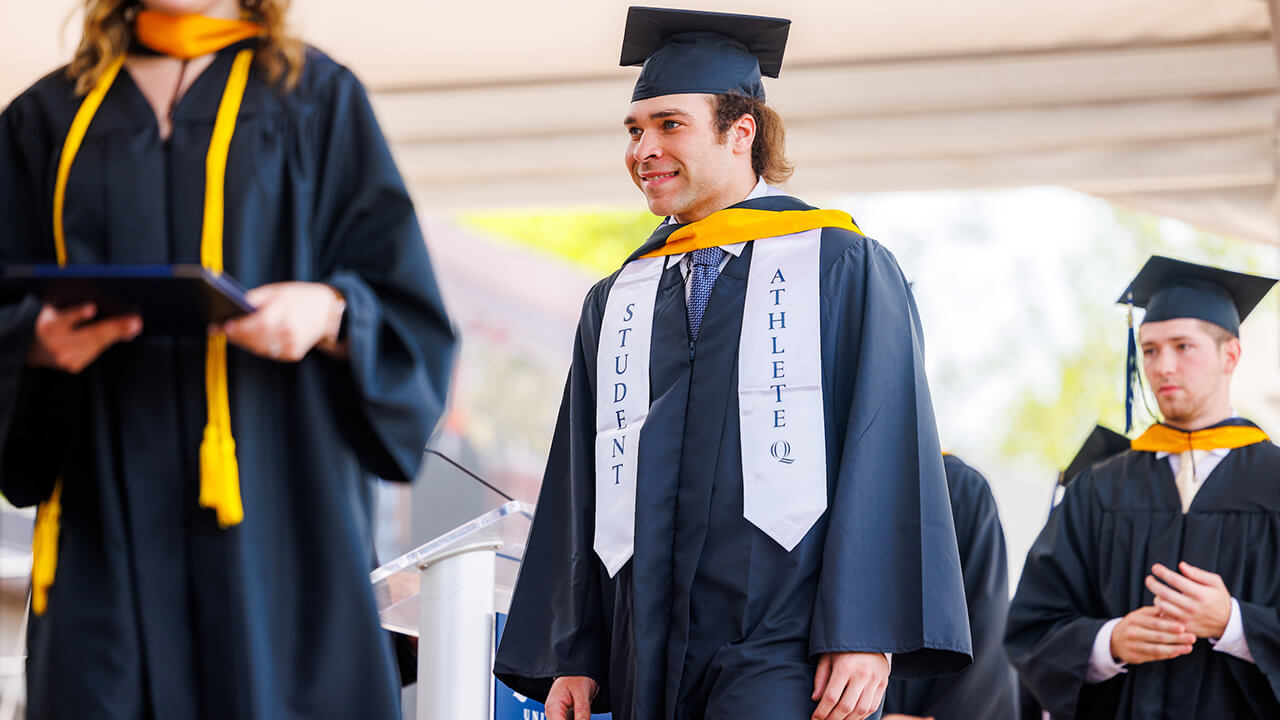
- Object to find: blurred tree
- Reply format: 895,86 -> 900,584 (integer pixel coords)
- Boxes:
460,210 -> 659,276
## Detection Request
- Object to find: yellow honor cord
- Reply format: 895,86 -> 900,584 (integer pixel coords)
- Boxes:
34,54 -> 128,615
30,481 -> 62,616
32,48 -> 253,615
53,55 -> 126,267
1131,424 -> 1271,454
639,208 -> 864,260
133,10 -> 263,61
197,48 -> 253,528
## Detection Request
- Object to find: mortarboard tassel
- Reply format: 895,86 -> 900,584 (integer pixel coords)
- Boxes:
1125,296 -> 1138,434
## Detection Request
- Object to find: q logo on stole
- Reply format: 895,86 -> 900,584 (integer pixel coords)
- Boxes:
770,440 -> 795,465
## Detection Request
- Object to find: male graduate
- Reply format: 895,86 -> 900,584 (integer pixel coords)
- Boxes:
494,8 -> 972,720
883,454 -> 1017,720
1005,256 -> 1280,719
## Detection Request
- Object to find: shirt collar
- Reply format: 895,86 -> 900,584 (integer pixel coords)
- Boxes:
663,177 -> 771,268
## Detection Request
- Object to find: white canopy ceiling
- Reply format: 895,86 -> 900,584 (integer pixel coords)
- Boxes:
4,0 -> 1278,242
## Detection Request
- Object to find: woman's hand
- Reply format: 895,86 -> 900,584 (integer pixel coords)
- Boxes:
220,282 -> 346,361
26,303 -> 142,373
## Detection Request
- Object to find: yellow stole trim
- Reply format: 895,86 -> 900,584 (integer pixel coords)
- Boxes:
638,208 -> 864,259
1130,423 -> 1271,454
32,48 -> 253,615
134,10 -> 263,61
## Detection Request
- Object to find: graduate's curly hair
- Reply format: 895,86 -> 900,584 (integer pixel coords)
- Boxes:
713,92 -> 794,185
67,0 -> 305,95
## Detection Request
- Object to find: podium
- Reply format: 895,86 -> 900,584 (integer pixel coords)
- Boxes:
371,499 -> 533,720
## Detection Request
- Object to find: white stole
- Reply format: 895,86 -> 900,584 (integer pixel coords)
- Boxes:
592,230 -> 827,576
737,229 -> 827,550
593,256 -> 665,577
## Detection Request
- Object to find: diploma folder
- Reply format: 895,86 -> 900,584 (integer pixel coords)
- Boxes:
0,264 -> 255,335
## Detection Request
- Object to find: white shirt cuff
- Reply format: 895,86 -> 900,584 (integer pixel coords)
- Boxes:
1085,618 -> 1128,684
1210,598 -> 1254,664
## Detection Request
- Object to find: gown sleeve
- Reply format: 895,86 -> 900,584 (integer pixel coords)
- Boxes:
1235,600 -> 1280,702
0,91 -> 78,507
306,65 -> 456,483
807,235 -> 972,678
493,284 -> 613,708
1004,470 -> 1110,719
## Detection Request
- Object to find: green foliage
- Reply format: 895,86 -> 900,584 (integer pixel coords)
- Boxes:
457,209 -> 662,276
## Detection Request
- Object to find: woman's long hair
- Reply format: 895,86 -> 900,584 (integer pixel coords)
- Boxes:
67,0 -> 305,95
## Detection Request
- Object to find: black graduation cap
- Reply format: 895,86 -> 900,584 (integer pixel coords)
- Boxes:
1059,425 -> 1130,488
1114,255 -> 1277,431
1116,255 -> 1277,336
620,6 -> 791,102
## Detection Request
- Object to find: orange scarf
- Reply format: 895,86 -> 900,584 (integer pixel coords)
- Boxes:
134,10 -> 262,60
1130,423 -> 1270,454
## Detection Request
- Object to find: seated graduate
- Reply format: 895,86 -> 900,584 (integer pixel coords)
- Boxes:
493,7 -> 972,720
0,1 -> 455,717
883,453 -> 1019,720
1004,256 -> 1280,719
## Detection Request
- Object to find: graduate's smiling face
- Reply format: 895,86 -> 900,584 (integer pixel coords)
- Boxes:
623,93 -> 757,223
140,0 -> 242,18
1140,317 -> 1240,427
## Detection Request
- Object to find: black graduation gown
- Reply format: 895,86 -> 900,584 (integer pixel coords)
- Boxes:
0,43 -> 455,720
884,454 -> 1017,720
1005,419 -> 1280,719
494,195 -> 972,720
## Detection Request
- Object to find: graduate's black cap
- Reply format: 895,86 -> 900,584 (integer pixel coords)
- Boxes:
1060,425 -> 1130,488
620,7 -> 791,102
1117,255 -> 1277,336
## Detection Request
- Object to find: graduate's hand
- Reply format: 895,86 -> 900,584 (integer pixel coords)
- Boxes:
1146,562 -> 1232,639
811,651 -> 889,720
219,282 -> 345,362
26,303 -> 142,373
544,676 -> 598,720
1110,605 -> 1195,665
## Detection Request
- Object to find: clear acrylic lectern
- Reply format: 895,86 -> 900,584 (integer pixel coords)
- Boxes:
371,499 -> 533,720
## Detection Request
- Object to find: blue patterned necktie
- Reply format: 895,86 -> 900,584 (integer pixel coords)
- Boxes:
687,246 -> 726,341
